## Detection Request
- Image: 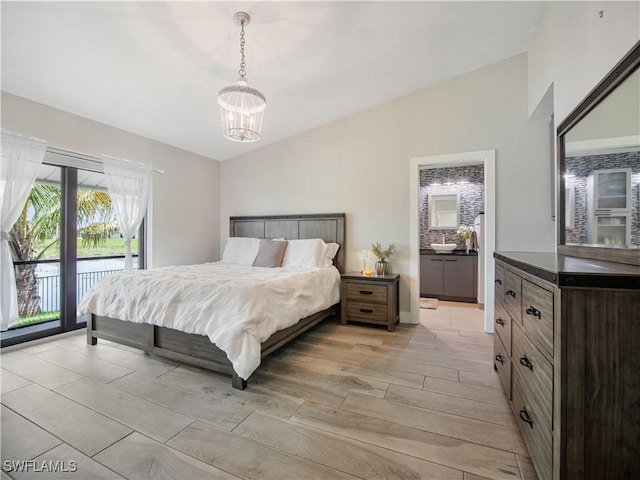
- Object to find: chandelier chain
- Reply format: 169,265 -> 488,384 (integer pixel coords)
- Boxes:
238,22 -> 246,78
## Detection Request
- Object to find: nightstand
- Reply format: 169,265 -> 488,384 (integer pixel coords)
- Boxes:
340,272 -> 400,331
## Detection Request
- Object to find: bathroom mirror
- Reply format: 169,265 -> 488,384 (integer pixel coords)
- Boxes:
558,40 -> 640,265
429,193 -> 459,228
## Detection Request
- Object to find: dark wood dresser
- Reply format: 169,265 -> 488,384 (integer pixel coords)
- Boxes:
340,272 -> 399,331
493,251 -> 639,480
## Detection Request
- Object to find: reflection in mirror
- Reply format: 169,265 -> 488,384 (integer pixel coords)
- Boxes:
565,184 -> 574,229
563,65 -> 639,249
429,194 -> 459,228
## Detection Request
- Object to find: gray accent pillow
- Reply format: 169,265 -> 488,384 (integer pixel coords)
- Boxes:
252,240 -> 288,268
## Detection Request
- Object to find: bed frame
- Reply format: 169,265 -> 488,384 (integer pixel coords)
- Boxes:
86,213 -> 345,389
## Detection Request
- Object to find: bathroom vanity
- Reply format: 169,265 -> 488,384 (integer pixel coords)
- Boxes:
420,249 -> 477,302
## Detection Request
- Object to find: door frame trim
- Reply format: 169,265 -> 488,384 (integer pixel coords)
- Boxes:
409,150 -> 496,332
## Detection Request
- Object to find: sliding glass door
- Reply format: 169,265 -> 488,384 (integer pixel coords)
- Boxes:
1,155 -> 144,347
4,163 -> 63,343
75,169 -> 141,320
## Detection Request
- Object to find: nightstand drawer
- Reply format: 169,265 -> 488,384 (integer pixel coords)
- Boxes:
341,273 -> 399,331
345,282 -> 388,303
345,301 -> 388,324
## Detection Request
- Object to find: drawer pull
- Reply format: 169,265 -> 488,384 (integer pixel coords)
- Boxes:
496,318 -> 506,326
359,290 -> 373,295
359,308 -> 374,314
495,279 -> 502,285
505,289 -> 516,298
525,305 -> 541,319
519,355 -> 534,371
519,409 -> 534,429
495,354 -> 504,365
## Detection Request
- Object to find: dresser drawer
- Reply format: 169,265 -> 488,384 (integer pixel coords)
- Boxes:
512,323 -> 553,426
504,270 -> 522,323
345,282 -> 388,303
512,372 -> 553,480
494,298 -> 512,356
494,331 -> 511,400
521,279 -> 554,359
495,262 -> 505,299
345,301 -> 388,324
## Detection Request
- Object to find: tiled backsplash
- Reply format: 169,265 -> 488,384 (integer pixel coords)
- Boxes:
565,151 -> 639,246
419,165 -> 484,248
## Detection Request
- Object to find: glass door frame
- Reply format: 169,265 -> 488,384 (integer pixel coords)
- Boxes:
1,157 -> 146,348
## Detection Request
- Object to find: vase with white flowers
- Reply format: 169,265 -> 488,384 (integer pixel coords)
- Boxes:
456,225 -> 474,254
371,242 -> 395,275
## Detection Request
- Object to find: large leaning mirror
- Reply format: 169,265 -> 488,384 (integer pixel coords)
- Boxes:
558,40 -> 640,265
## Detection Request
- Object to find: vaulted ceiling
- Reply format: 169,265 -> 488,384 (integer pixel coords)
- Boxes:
1,1 -> 542,161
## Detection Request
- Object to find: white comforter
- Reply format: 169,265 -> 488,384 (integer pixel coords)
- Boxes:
79,262 -> 341,379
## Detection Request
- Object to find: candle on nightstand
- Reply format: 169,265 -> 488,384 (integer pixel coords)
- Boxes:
360,249 -> 369,274
364,267 -> 372,276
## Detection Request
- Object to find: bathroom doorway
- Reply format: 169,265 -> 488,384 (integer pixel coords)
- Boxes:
409,150 -> 496,333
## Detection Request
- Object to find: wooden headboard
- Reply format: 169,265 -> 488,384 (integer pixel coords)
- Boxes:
229,213 -> 346,273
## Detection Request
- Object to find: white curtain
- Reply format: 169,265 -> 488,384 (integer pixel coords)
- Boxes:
1,130 -> 47,331
102,156 -> 152,272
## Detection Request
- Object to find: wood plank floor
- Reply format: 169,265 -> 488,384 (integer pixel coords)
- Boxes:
1,301 -> 537,479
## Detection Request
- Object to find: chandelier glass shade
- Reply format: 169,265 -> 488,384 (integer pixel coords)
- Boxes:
218,12 -> 266,143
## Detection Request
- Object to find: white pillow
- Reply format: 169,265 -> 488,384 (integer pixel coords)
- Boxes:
221,237 -> 261,265
281,238 -> 327,268
321,242 -> 340,267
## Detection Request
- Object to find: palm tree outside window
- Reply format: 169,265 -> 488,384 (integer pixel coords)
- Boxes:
2,156 -> 145,347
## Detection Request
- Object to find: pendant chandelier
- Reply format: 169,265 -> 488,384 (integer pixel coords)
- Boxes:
218,12 -> 266,142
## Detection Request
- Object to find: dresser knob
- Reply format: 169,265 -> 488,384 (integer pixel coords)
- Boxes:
506,289 -> 516,298
495,279 -> 502,285
519,409 -> 534,429
519,355 -> 534,371
496,318 -> 506,326
525,306 -> 541,319
495,354 -> 504,365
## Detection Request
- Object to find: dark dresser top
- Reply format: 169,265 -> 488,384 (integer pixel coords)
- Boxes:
494,251 -> 640,289
341,272 -> 399,282
420,249 -> 478,256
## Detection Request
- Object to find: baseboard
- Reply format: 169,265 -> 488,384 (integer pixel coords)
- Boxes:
399,310 -> 416,324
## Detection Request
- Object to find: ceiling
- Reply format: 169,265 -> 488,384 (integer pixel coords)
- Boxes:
1,1 -> 542,161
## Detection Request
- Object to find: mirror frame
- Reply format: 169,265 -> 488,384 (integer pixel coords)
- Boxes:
557,40 -> 640,266
429,193 -> 460,229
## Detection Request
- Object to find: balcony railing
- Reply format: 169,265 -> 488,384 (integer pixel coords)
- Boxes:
34,269 -> 124,313
13,255 -> 138,319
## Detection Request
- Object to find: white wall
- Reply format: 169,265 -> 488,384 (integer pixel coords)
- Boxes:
1,92 -> 221,268
221,54 -> 553,318
528,1 -> 640,121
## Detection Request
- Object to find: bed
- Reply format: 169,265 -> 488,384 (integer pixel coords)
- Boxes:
83,213 -> 345,389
